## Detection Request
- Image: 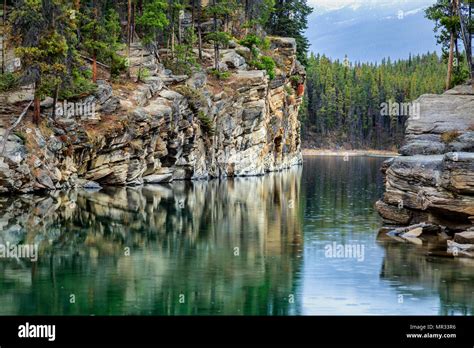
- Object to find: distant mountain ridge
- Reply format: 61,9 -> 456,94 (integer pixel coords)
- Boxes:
306,0 -> 440,63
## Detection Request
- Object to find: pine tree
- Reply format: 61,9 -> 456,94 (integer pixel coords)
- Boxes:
10,0 -> 74,123
206,0 -> 231,71
425,0 -> 468,89
266,0 -> 312,65
136,0 -> 168,44
303,52 -> 447,149
79,1 -> 125,82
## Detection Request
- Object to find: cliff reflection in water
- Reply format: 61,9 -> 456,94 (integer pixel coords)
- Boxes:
0,168 -> 304,315
1,156 -> 473,315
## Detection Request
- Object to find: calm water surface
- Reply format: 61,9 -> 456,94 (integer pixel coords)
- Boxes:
0,156 -> 472,315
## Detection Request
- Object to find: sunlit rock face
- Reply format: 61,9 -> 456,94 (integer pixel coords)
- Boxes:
376,83 -> 474,229
0,168 -> 303,315
0,37 -> 305,194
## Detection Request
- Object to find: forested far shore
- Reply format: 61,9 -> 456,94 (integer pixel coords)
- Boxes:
301,52 -> 448,151
301,0 -> 473,151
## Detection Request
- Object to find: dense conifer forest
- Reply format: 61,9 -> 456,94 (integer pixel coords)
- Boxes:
301,52 -> 448,149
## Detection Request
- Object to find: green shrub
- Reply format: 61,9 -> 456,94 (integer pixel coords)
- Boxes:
209,69 -> 231,80
110,53 -> 128,78
174,85 -> 207,111
290,75 -> 302,85
260,56 -> 276,80
13,131 -> 26,143
206,31 -> 232,48
137,67 -> 150,82
59,68 -> 97,99
239,34 -> 270,56
162,43 -> 198,75
0,73 -> 18,92
250,56 -> 276,80
197,110 -> 215,136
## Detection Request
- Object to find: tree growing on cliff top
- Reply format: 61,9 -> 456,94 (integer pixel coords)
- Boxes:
244,0 -> 275,32
136,0 -> 168,44
266,0 -> 312,65
206,0 -> 232,71
78,1 -> 127,82
10,0 -> 75,123
425,0 -> 469,89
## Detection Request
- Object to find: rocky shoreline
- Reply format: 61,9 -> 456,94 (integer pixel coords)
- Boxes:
0,37 -> 305,194
376,82 -> 474,257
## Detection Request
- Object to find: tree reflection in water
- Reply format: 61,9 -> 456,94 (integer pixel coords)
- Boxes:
0,168 -> 304,315
1,157 -> 473,315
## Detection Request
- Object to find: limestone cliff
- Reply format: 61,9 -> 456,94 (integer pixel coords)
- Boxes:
376,82 -> 474,230
0,37 -> 305,193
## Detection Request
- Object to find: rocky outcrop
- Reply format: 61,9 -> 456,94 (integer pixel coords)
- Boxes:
0,37 -> 305,193
376,82 -> 474,256
377,82 -> 474,229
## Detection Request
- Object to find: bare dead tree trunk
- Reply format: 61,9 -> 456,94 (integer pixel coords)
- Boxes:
92,6 -> 98,83
447,31 -> 455,89
213,0 -> 219,71
191,0 -> 195,31
127,0 -> 132,78
171,9 -> 175,54
244,0 -> 250,35
52,83 -> 60,120
178,8 -> 182,45
79,54 -> 109,69
1,100 -> 33,156
33,94 -> 41,125
133,1 -> 136,43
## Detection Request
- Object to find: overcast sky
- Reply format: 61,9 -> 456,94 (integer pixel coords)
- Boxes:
308,0 -> 435,11
305,0 -> 439,62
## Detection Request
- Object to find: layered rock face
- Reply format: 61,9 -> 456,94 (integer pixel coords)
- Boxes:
0,37 -> 305,193
376,83 -> 474,230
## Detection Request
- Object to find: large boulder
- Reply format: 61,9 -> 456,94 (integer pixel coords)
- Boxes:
221,51 -> 247,70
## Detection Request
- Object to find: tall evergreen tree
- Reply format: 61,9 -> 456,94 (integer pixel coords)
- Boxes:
10,0 -> 75,123
266,0 -> 312,65
425,0 -> 469,88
